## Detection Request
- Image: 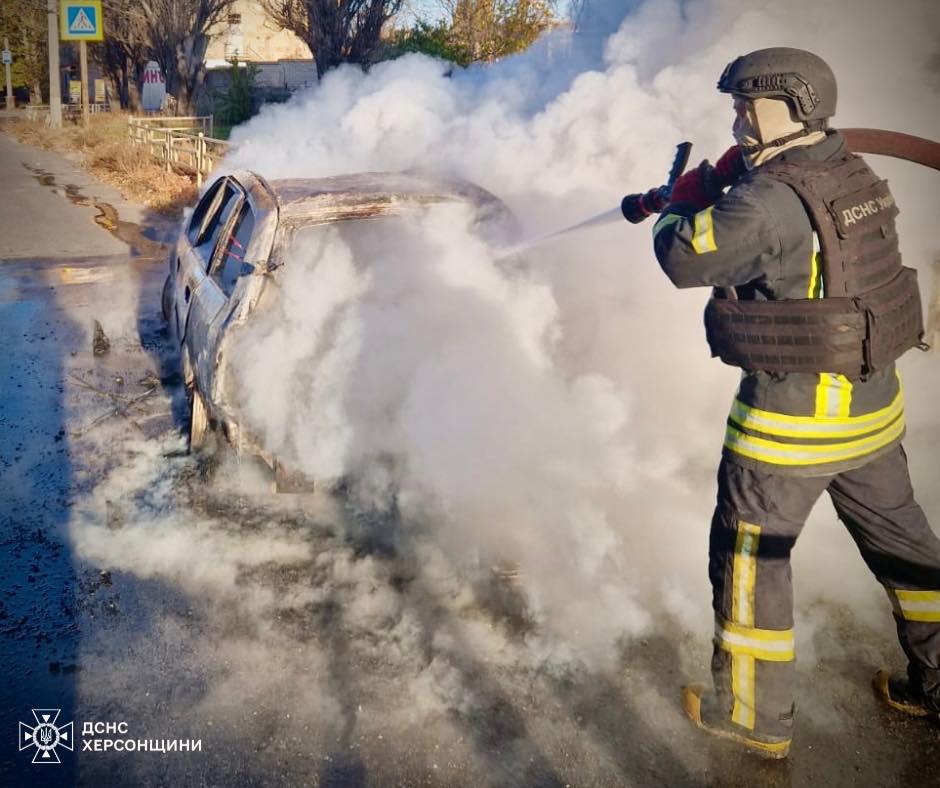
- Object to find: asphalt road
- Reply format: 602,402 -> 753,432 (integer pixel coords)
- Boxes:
1,128 -> 938,788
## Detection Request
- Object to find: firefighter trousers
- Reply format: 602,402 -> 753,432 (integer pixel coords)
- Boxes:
708,445 -> 940,739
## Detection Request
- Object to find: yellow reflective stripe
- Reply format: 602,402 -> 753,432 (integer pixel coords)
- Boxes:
747,739 -> 790,753
890,589 -> 940,622
731,379 -> 902,428
716,621 -> 795,662
814,373 -> 853,418
896,589 -> 940,603
730,521 -> 759,730
691,206 -> 717,254
807,253 -> 820,297
748,738 -> 791,755
814,375 -> 829,416
731,521 -> 760,626
653,213 -> 682,236
720,619 -> 794,643
724,413 -> 905,466
731,654 -> 756,730
807,232 -> 821,298
729,389 -> 903,439
718,638 -> 794,663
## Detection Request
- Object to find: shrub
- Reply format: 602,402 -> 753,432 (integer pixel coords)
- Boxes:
214,58 -> 260,129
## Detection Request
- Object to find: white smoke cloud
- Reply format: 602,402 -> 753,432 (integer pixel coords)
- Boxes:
66,0 -> 939,778
220,0 -> 940,658
224,1 -> 938,652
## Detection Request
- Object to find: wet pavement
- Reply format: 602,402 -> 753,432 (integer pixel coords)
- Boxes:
1,128 -> 938,787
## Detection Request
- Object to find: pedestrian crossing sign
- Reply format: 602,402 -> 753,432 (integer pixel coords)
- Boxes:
60,0 -> 103,41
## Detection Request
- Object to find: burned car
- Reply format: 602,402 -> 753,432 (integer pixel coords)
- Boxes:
161,170 -> 515,485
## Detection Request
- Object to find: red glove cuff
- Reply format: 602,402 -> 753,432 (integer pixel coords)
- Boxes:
669,162 -> 719,211
714,145 -> 746,185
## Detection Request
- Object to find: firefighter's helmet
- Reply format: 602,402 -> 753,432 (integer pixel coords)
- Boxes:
718,47 -> 837,125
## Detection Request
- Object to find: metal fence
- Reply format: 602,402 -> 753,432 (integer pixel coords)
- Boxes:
128,115 -> 231,185
23,103 -> 112,120
66,102 -> 111,116
23,104 -> 50,121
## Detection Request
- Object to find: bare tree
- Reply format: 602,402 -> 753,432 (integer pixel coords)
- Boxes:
95,0 -> 149,110
135,0 -> 237,113
444,0 -> 556,63
262,0 -> 404,79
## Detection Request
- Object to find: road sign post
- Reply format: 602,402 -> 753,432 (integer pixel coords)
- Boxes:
59,0 -> 103,127
79,40 -> 89,127
3,39 -> 13,111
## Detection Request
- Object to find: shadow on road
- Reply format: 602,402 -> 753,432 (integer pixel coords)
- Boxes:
0,263 -> 82,786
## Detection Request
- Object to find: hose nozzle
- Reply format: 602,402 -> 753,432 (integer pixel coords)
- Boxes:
621,187 -> 670,224
621,141 -> 693,224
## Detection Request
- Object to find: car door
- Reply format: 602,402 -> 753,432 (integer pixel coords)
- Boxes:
187,197 -> 258,397
174,177 -> 242,342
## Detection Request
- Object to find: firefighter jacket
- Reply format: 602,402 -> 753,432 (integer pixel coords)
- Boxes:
653,131 -> 905,476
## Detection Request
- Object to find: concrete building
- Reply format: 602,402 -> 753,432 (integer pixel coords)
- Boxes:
205,1 -> 312,66
201,1 -> 318,111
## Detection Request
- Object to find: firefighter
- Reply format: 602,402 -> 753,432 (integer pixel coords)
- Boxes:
649,47 -> 940,758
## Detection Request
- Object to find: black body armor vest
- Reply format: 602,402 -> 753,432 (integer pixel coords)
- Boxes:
704,152 -> 925,378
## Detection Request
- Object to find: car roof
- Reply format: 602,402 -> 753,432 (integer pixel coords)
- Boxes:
238,170 -> 504,224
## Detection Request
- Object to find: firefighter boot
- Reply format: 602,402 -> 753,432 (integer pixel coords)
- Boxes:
681,683 -> 791,759
873,670 -> 940,718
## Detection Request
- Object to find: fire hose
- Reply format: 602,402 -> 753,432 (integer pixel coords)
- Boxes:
499,129 -> 939,258
621,128 -> 940,224
841,128 -> 940,172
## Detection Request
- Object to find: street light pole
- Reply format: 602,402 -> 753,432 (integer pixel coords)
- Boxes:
47,0 -> 62,127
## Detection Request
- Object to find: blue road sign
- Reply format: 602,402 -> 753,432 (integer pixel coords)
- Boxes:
60,1 -> 103,42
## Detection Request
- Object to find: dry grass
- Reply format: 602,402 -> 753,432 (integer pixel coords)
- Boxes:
2,112 -> 198,215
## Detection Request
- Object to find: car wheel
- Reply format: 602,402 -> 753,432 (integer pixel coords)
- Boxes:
190,389 -> 210,452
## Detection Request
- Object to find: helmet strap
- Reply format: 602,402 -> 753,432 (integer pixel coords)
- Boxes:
740,127 -> 812,154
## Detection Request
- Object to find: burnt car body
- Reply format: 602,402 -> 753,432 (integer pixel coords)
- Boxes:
162,169 -> 514,478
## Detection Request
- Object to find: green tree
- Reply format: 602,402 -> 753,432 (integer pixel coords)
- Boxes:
386,20 -> 464,64
215,58 -> 260,128
388,0 -> 557,67
0,0 -> 48,103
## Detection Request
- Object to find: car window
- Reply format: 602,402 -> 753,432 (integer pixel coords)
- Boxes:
193,184 -> 241,269
210,204 -> 256,297
187,179 -> 225,244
